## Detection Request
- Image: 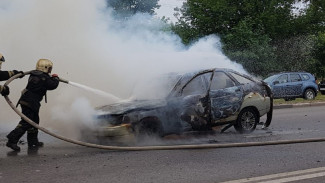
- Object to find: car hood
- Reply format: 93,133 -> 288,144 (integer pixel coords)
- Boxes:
95,99 -> 167,115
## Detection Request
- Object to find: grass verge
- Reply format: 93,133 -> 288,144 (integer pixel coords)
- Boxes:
274,93 -> 325,105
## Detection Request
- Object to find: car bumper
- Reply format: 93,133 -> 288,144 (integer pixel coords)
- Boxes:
96,124 -> 132,137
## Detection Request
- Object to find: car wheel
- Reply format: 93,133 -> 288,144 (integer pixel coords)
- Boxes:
134,117 -> 163,139
321,91 -> 325,95
234,108 -> 258,133
304,89 -> 315,100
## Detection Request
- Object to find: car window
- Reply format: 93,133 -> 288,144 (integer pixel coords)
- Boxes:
264,75 -> 278,83
290,74 -> 301,82
229,72 -> 253,84
182,73 -> 211,96
301,74 -> 310,81
172,74 -> 193,94
210,71 -> 235,90
275,74 -> 288,84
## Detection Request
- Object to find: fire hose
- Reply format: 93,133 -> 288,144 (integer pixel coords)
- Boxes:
3,71 -> 325,151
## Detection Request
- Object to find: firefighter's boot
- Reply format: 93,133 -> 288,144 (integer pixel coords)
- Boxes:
6,127 -> 25,151
27,129 -> 43,149
6,142 -> 20,151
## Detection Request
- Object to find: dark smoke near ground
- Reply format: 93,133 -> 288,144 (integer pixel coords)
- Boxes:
0,1 -> 246,144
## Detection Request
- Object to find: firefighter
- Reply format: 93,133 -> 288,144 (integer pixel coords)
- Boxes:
6,59 -> 60,151
0,53 -> 24,96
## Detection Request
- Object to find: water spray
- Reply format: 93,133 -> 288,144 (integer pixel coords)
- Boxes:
3,71 -> 325,151
57,74 -> 121,101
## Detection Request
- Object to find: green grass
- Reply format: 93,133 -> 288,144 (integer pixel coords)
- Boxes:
274,93 -> 325,105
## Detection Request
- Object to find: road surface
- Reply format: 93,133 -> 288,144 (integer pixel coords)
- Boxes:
1,105 -> 325,183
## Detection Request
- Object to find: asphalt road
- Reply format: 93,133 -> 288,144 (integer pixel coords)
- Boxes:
1,105 -> 325,183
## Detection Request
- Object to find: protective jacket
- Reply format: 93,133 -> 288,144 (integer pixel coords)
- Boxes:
7,70 -> 59,148
18,70 -> 59,112
0,70 -> 16,81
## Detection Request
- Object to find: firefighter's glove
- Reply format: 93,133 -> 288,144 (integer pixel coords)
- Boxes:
52,74 -> 59,80
0,85 -> 10,96
13,70 -> 25,78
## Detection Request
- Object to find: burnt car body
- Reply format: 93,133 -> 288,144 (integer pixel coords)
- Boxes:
319,80 -> 325,95
95,68 -> 273,138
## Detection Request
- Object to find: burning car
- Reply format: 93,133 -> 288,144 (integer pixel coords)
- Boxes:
95,68 -> 273,140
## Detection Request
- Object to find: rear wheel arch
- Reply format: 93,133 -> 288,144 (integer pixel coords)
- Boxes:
303,87 -> 316,99
240,106 -> 260,117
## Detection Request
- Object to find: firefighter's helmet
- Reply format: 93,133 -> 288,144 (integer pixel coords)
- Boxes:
0,53 -> 4,70
0,53 -> 5,62
36,59 -> 53,73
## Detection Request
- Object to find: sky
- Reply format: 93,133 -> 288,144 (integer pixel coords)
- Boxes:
155,0 -> 185,22
0,0 -> 245,140
156,0 -> 310,20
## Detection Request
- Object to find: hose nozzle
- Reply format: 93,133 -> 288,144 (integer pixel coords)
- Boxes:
59,77 -> 69,84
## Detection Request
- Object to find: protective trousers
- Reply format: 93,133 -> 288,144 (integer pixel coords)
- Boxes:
7,105 -> 40,146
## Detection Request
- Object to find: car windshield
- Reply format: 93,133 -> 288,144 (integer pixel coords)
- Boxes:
264,75 -> 278,83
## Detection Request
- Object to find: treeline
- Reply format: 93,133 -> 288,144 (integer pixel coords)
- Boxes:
171,0 -> 325,77
105,0 -> 325,78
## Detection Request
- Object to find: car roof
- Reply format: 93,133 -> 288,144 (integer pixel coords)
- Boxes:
266,71 -> 312,77
175,68 -> 257,87
275,71 -> 309,75
188,68 -> 247,76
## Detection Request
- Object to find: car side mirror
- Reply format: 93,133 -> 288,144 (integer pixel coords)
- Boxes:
273,81 -> 279,85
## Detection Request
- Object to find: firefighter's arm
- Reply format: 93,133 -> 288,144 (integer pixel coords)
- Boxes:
0,71 -> 11,81
45,74 -> 60,90
12,70 -> 25,78
0,70 -> 24,81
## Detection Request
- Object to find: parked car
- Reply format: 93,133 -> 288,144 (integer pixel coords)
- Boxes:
319,80 -> 325,95
94,68 -> 273,140
264,71 -> 318,100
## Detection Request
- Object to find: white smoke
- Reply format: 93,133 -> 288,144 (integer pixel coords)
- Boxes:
48,97 -> 96,138
0,0 -> 245,140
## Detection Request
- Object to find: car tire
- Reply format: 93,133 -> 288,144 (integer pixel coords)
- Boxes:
321,91 -> 325,95
134,117 -> 163,139
304,89 -> 315,100
234,108 -> 259,134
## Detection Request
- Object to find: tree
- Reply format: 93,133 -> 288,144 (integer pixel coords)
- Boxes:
222,18 -> 278,76
173,0 -> 299,41
107,0 -> 160,18
273,35 -> 316,72
311,32 -> 325,78
171,0 -> 325,77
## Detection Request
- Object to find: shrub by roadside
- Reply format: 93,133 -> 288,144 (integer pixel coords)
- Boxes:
274,94 -> 325,105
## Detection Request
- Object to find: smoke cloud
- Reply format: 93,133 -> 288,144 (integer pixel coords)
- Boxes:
0,0 -> 245,141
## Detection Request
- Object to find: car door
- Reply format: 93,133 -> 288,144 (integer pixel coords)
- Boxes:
209,71 -> 243,123
174,72 -> 213,130
272,74 -> 288,98
285,73 -> 303,97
